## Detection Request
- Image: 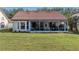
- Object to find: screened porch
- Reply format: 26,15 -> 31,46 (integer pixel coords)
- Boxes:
30,20 -> 68,32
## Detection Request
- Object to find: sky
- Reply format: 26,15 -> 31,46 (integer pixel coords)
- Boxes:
2,7 -> 60,11
0,0 -> 79,7
0,0 -> 79,10
1,7 -> 45,11
2,7 -> 79,11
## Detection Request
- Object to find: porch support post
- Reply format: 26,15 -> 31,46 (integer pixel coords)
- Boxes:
64,22 -> 67,31
48,21 -> 50,31
29,21 -> 31,31
18,21 -> 20,31
16,21 -> 19,32
25,21 -> 27,31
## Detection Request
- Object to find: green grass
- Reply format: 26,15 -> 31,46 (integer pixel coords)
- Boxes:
0,32 -> 79,51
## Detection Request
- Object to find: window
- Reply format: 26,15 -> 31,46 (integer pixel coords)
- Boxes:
45,23 -> 47,27
59,24 -> 64,31
1,22 -> 5,28
21,22 -> 25,29
31,22 -> 37,30
49,22 -> 52,30
31,22 -> 39,30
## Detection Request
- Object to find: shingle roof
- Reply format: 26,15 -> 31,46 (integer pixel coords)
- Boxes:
12,11 -> 67,21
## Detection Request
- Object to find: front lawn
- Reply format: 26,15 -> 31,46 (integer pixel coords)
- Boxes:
0,32 -> 79,51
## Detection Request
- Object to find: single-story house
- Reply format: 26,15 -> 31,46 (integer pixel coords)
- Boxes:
11,11 -> 68,32
0,9 -> 12,30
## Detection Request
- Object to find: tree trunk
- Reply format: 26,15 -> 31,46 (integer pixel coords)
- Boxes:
76,23 -> 78,32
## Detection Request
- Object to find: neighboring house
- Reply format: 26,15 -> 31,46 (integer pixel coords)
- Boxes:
11,11 -> 68,32
72,13 -> 79,31
0,9 -> 12,30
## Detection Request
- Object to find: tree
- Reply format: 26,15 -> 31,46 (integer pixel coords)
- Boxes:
72,16 -> 79,32
68,16 -> 73,31
7,8 -> 24,18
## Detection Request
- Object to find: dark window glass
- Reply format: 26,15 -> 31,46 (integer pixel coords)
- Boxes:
21,22 -> 25,29
1,22 -> 5,28
17,22 -> 19,29
40,22 -> 44,30
1,25 -> 4,28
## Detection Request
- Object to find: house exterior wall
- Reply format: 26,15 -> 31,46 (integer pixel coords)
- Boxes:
12,20 -> 68,32
8,22 -> 13,29
0,11 -> 9,30
13,21 -> 19,32
13,21 -> 30,32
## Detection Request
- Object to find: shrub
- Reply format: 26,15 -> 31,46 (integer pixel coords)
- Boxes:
0,29 -> 12,32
